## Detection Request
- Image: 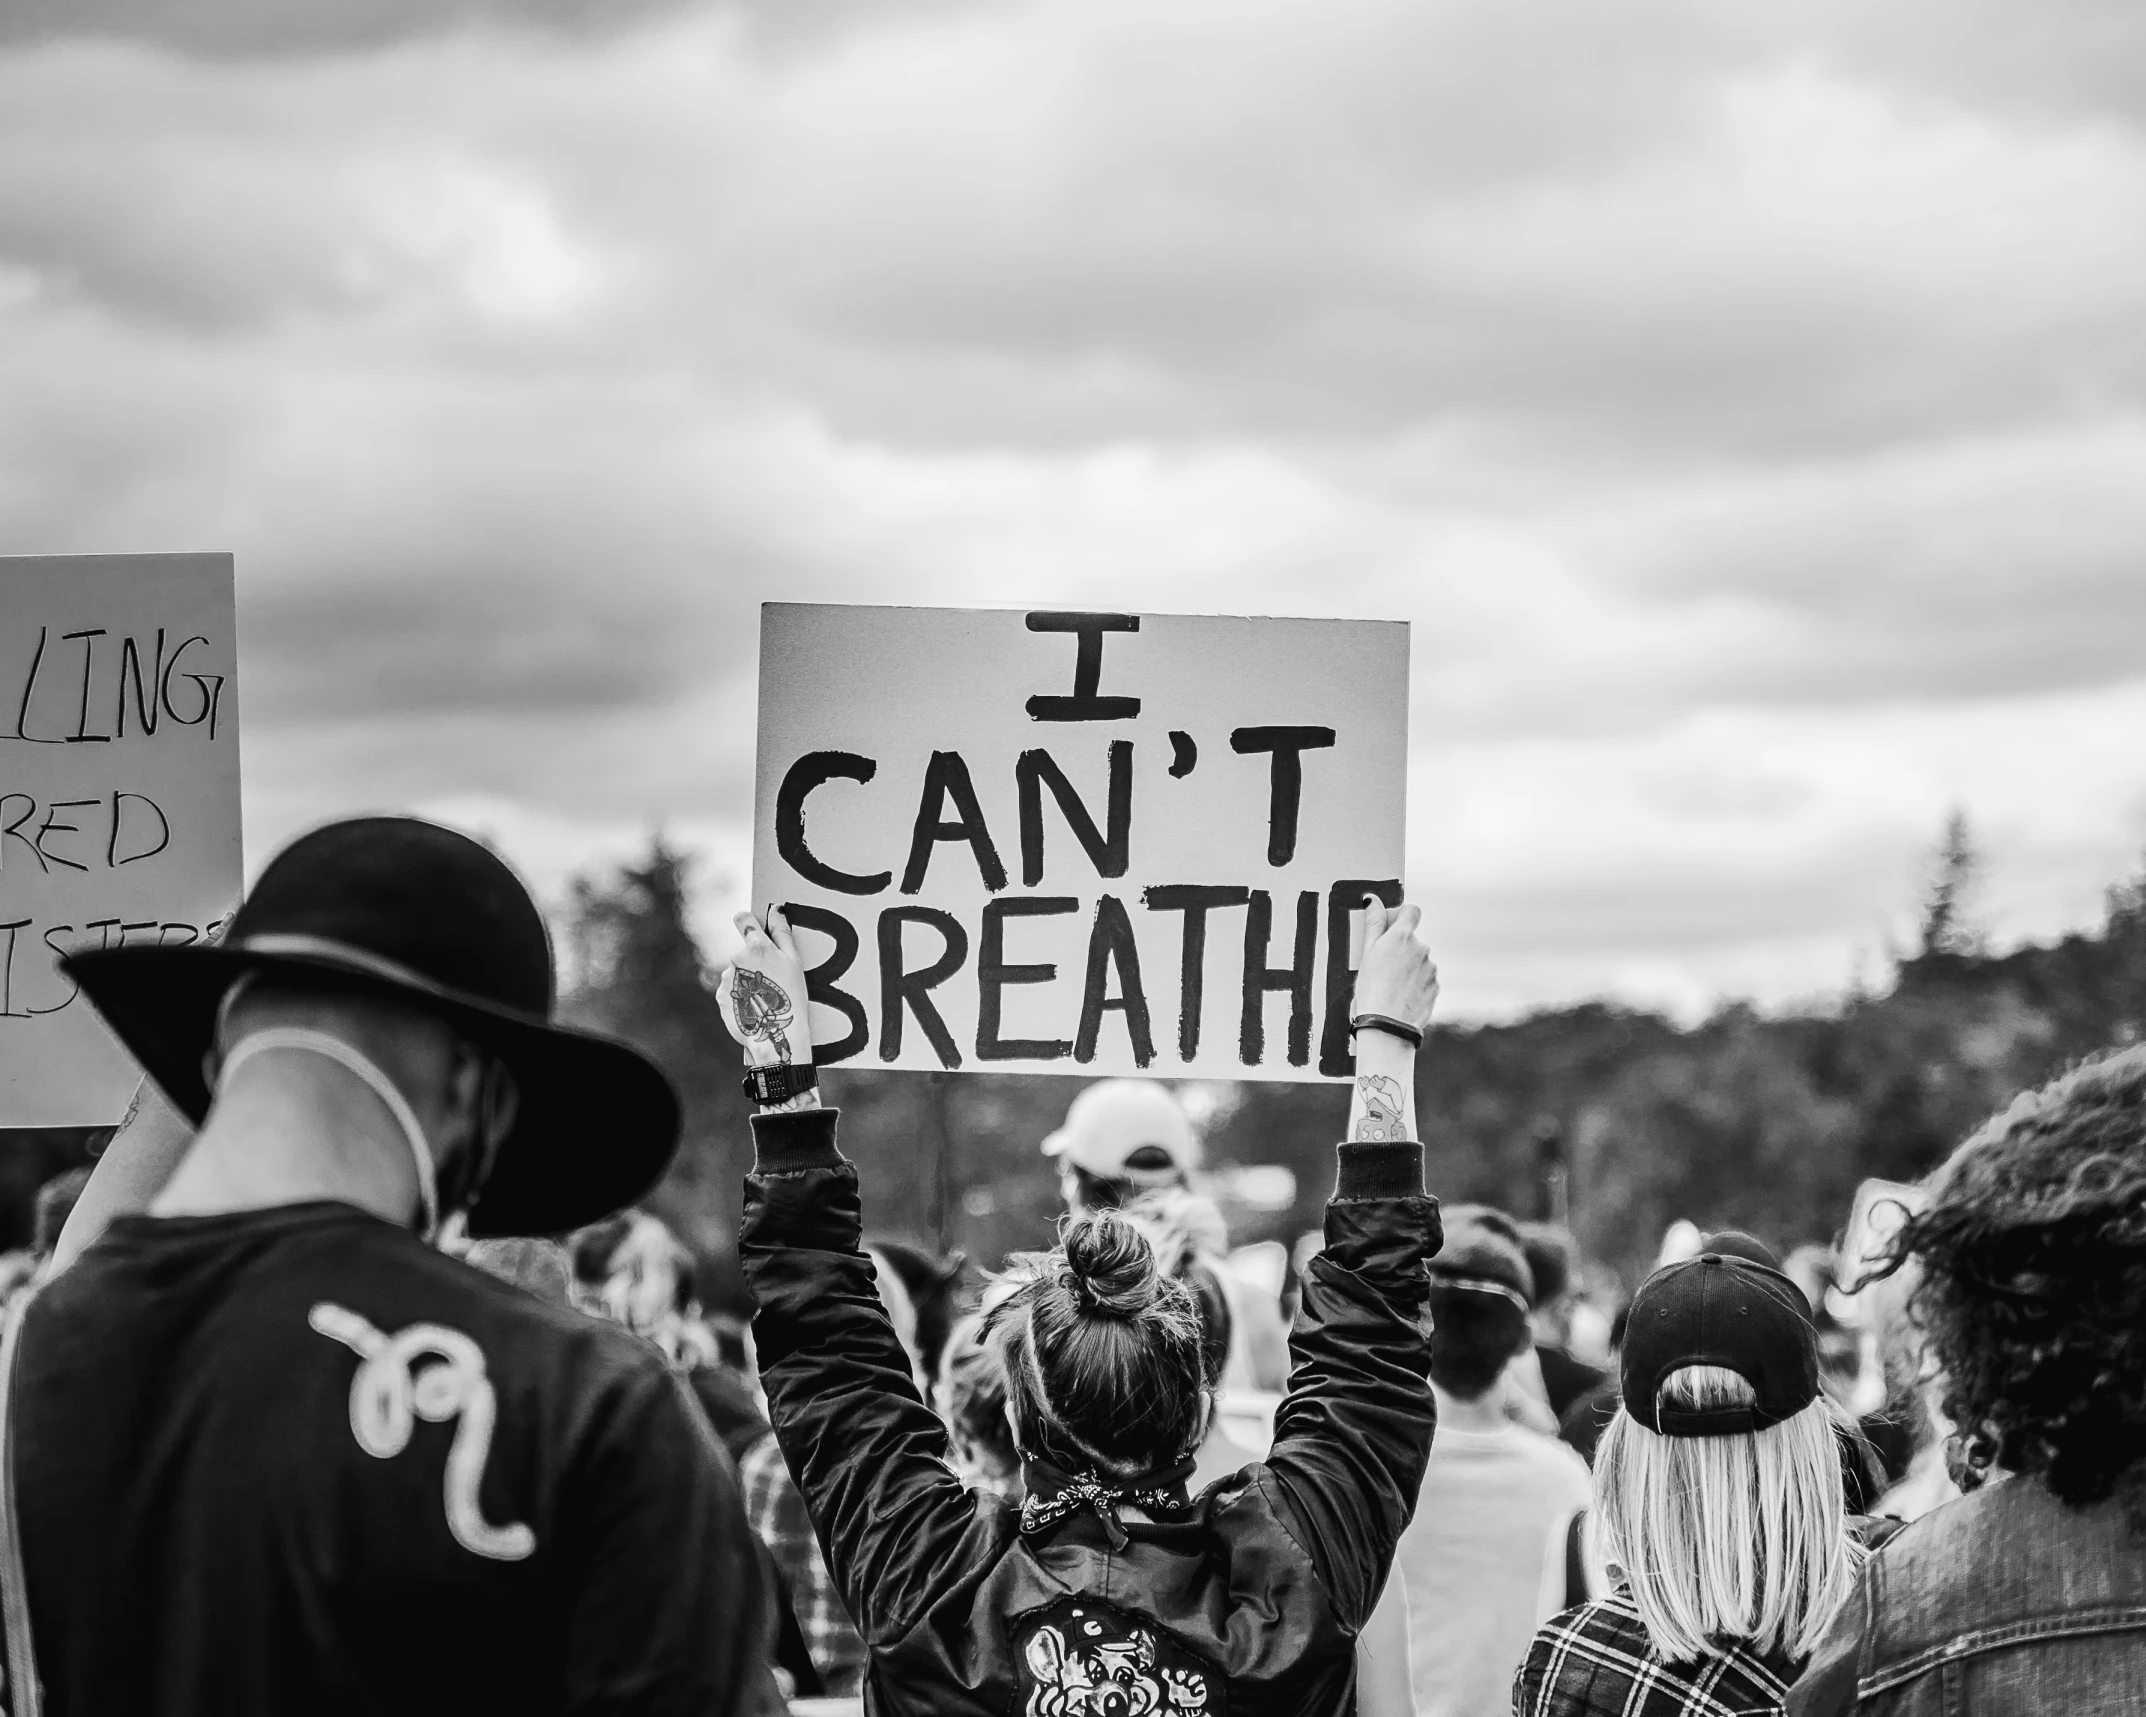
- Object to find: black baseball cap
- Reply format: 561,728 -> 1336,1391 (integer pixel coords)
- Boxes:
1620,1253 -> 1819,1437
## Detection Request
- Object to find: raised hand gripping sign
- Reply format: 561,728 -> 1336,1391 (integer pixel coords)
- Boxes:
0,554 -> 242,1125
751,604 -> 1408,1082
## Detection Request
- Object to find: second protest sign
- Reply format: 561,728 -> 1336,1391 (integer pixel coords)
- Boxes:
752,603 -> 1408,1081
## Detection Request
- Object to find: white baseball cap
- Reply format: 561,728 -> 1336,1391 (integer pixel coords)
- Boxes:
1041,1080 -> 1198,1185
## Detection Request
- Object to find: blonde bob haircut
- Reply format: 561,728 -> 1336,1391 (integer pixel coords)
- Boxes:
1594,1365 -> 1861,1664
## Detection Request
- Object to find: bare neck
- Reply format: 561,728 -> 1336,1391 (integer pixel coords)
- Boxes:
151,1064 -> 423,1229
1432,1379 -> 1514,1434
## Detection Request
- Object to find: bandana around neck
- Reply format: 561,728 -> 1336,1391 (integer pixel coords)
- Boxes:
1018,1456 -> 1197,1548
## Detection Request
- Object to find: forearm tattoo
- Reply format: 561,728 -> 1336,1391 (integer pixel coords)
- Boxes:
1350,1074 -> 1407,1142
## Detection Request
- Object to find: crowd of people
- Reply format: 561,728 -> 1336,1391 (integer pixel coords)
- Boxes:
0,811 -> 2139,1714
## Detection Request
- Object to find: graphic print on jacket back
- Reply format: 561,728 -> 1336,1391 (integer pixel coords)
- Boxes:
1013,1595 -> 1225,1717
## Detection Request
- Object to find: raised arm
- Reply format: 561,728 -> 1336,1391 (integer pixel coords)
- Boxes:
51,1076 -> 196,1274
721,911 -> 999,1649
1262,900 -> 1443,1630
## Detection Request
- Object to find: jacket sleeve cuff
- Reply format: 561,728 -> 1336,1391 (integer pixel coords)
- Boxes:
1334,1140 -> 1425,1201
749,1107 -> 845,1174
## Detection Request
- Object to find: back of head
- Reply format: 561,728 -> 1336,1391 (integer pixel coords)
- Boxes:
867,1237 -> 967,1380
986,1209 -> 1206,1479
1428,1209 -> 1535,1400
1428,1293 -> 1529,1400
572,1209 -> 694,1336
1892,1044 -> 2146,1513
1701,1229 -> 1781,1271
1596,1366 -> 1856,1663
938,1313 -> 1021,1493
1518,1222 -> 1576,1307
220,972 -> 452,1088
1045,1081 -> 1197,1211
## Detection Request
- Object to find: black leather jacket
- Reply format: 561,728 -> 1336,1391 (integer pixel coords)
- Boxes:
740,1108 -> 1441,1717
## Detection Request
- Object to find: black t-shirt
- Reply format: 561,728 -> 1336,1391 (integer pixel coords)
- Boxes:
1536,1343 -> 1607,1421
1557,1376 -> 1619,1465
15,1202 -> 777,1717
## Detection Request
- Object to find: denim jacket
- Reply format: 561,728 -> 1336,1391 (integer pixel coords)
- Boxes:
1788,1471 -> 2146,1715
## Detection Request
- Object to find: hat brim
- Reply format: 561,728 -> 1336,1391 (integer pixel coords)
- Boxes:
62,943 -> 680,1239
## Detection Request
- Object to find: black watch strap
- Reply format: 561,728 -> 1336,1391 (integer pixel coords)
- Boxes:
741,1062 -> 819,1105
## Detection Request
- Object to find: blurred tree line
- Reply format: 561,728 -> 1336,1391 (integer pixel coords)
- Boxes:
562,824 -> 2146,1311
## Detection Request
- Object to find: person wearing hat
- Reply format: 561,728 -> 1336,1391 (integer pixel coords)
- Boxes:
1789,1046 -> 2146,1716
1518,1222 -> 1605,1422
719,897 -> 1446,1717
1045,1079 -> 1292,1395
1513,1252 -> 1862,1717
0,816 -> 781,1717
1042,1078 -> 1200,1212
1392,1206 -> 1592,1717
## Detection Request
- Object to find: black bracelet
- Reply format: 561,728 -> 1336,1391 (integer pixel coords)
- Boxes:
1349,1012 -> 1424,1049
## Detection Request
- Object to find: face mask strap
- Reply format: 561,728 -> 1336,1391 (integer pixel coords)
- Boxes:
433,1050 -> 512,1225
219,1027 -> 441,1239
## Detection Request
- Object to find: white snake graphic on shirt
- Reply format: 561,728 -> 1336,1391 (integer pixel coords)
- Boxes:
309,1303 -> 536,1561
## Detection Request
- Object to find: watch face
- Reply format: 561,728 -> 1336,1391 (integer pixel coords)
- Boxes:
747,1066 -> 796,1100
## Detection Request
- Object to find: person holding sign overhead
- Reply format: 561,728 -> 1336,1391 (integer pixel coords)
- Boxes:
721,895 -> 1443,1717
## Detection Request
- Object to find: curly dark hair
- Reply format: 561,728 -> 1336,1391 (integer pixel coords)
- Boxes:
1886,1044 -> 2146,1524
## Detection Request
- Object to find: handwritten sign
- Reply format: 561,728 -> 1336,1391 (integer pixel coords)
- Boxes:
1,554 -> 242,1124
752,604 -> 1408,1081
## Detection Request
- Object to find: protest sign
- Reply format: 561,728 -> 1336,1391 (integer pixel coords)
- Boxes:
1,553 -> 242,1125
752,603 -> 1408,1081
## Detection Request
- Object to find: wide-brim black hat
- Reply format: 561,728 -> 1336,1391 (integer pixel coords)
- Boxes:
63,815 -> 680,1239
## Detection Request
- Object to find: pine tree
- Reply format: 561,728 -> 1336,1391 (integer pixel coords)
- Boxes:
2107,847 -> 2146,938
1917,809 -> 1987,959
558,838 -> 754,1307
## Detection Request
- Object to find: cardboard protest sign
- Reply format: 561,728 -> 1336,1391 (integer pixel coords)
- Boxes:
1,554 -> 242,1125
752,604 -> 1408,1081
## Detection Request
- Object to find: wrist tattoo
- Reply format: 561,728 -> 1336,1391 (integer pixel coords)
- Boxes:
1350,1074 -> 1407,1143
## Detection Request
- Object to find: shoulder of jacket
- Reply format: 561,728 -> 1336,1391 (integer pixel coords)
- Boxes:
1217,1463 -> 1334,1575
423,1258 -> 679,1395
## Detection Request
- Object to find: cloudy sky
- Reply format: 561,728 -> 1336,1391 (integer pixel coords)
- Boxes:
6,0 -> 2144,1018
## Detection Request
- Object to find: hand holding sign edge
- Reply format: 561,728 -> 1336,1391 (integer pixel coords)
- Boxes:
1352,900 -> 1438,1035
718,907 -> 815,1070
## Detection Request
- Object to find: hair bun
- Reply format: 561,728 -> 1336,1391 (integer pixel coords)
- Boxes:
1061,1211 -> 1163,1319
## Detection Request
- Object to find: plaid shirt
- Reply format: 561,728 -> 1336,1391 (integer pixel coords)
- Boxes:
1515,1591 -> 1800,1717
738,1430 -> 867,1696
